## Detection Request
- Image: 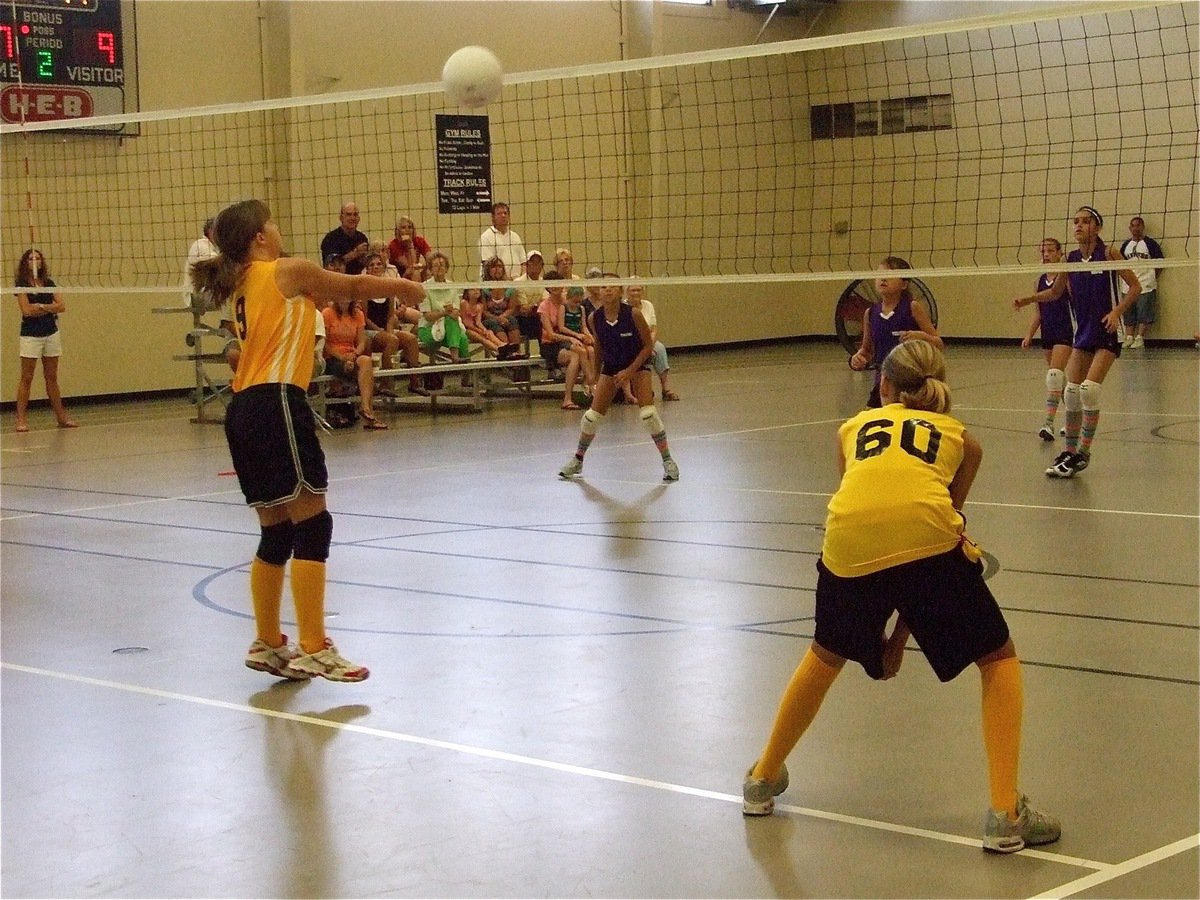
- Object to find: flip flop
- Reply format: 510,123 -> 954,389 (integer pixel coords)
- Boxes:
362,417 -> 389,430
663,391 -> 680,401
57,419 -> 80,428
561,401 -> 582,410
15,422 -> 29,433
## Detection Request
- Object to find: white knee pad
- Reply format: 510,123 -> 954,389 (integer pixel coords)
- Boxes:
639,405 -> 665,434
1080,379 -> 1102,411
1046,368 -> 1065,392
581,408 -> 604,436
1063,382 -> 1082,411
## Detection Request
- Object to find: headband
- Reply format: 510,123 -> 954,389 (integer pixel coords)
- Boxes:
1079,206 -> 1103,227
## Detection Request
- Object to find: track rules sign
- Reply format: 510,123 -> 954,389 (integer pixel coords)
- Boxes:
435,114 -> 492,214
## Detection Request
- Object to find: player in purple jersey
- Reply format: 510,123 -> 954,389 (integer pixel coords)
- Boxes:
1013,207 -> 1140,477
849,256 -> 942,408
558,274 -> 679,482
1018,238 -> 1075,441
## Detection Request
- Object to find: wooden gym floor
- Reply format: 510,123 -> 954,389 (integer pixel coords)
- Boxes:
2,342 -> 1197,898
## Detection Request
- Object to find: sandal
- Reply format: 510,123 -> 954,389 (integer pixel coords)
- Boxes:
663,390 -> 681,401
361,413 -> 389,431
561,401 -> 582,411
15,422 -> 29,433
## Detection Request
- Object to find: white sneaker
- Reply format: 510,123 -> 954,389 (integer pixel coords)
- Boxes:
1130,335 -> 1145,349
983,793 -> 1061,853
663,457 -> 680,482
245,634 -> 310,680
559,457 -> 583,479
286,638 -> 369,682
1121,334 -> 1135,348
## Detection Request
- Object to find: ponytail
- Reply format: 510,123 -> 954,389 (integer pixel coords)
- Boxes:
190,255 -> 243,306
881,339 -> 951,414
189,199 -> 271,306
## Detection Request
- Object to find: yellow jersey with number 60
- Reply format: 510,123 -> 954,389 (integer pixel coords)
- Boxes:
821,403 -> 980,578
230,260 -> 317,392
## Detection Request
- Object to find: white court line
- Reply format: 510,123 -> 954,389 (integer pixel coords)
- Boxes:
1027,833 -> 1200,899
2,414 -> 1194,522
1,660 -> 1104,872
957,405 -> 1198,420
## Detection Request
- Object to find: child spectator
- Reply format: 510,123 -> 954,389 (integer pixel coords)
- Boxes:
460,287 -> 507,356
626,282 -> 679,401
538,271 -> 588,409
483,256 -> 523,359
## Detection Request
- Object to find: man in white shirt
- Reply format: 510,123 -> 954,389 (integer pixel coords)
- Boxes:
183,217 -> 218,307
478,202 -> 526,279
183,216 -> 238,369
1119,216 -> 1164,349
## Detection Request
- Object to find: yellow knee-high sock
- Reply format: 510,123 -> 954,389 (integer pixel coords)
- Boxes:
290,559 -> 327,654
250,558 -> 286,645
753,647 -> 841,781
980,655 -> 1023,817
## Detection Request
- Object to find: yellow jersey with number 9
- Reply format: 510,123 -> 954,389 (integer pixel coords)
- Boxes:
821,403 -> 981,577
230,260 -> 317,392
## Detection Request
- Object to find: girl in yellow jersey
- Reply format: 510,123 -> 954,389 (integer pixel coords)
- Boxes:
192,200 -> 425,683
742,340 -> 1061,855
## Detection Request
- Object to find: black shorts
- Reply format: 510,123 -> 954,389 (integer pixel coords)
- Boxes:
814,547 -> 1009,683
541,340 -> 569,365
600,359 -> 651,378
225,383 -> 328,508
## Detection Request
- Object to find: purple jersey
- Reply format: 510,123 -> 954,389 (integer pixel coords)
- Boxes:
1067,243 -> 1121,354
1037,273 -> 1074,346
592,302 -> 646,375
868,295 -> 919,385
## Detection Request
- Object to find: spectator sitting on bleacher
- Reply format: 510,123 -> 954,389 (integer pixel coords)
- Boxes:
389,216 -> 432,279
483,256 -> 524,359
564,285 -> 597,393
362,251 -> 423,395
360,253 -> 402,385
554,247 -> 582,281
320,201 -> 370,274
627,282 -> 679,401
513,250 -> 546,344
460,287 -> 507,357
538,271 -> 588,410
419,251 -> 471,363
322,296 -> 388,429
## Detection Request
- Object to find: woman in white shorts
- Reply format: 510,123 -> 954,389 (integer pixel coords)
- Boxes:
14,249 -> 77,433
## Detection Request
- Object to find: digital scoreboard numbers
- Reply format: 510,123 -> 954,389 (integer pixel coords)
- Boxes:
0,0 -> 135,133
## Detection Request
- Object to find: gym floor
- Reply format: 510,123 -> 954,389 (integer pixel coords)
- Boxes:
2,342 -> 1197,899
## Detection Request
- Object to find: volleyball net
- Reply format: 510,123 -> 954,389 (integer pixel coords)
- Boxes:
1,0 -> 1196,294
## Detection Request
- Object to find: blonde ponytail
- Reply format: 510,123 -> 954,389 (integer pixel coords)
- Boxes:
881,339 -> 951,414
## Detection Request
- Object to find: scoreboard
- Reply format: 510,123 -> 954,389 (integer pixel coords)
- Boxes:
0,0 -> 136,133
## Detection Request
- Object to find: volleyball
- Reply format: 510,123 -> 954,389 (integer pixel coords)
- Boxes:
442,46 -> 504,109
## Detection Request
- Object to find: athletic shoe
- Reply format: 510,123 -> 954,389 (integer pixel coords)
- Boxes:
742,762 -> 789,816
286,638 -> 369,683
663,457 -> 680,482
1069,451 -> 1090,474
1121,334 -> 1135,349
1045,451 -> 1076,478
1059,426 -> 1066,436
982,793 -> 1061,853
245,634 -> 311,680
559,457 -> 583,479
1037,426 -> 1055,442
1130,336 -> 1145,349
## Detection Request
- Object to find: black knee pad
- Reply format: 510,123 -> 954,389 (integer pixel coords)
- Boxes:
257,520 -> 295,566
292,510 -> 333,562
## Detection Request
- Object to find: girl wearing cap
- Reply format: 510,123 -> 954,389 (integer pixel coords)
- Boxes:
1013,206 -> 1140,478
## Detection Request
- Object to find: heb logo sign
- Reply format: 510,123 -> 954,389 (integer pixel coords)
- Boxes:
1,85 -> 93,123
